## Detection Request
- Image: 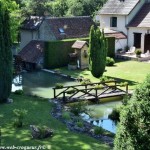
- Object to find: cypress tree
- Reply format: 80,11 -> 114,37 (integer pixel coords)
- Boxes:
89,25 -> 107,78
0,1 -> 12,103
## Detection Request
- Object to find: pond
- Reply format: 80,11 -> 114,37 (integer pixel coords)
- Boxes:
12,70 -> 121,133
81,100 -> 122,133
12,71 -> 77,98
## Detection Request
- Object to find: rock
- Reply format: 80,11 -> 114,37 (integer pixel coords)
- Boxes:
6,98 -> 13,104
30,125 -> 53,139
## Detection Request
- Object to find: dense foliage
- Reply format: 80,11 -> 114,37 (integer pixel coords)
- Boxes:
14,0 -> 107,17
89,25 -> 107,78
0,0 -> 12,103
114,74 -> 150,150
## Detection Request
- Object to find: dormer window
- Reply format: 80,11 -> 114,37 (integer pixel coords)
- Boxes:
110,17 -> 117,27
59,28 -> 65,33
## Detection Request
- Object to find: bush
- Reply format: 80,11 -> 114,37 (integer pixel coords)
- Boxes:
55,83 -> 63,89
108,108 -> 120,121
62,111 -> 71,120
76,121 -> 84,128
94,126 -> 104,135
66,89 -> 76,94
13,109 -> 27,128
70,102 -> 87,116
13,89 -> 24,95
106,57 -> 115,66
135,49 -> 142,55
114,74 -> 150,150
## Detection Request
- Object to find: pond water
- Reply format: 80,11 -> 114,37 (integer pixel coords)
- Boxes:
12,71 -> 77,98
12,71 -> 121,133
81,100 -> 122,133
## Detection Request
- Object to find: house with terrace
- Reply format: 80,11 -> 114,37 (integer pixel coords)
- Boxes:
98,0 -> 150,53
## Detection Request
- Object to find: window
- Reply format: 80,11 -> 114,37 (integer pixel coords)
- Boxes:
59,28 -> 65,33
110,17 -> 117,27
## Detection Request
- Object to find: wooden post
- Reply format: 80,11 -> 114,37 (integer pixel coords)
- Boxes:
95,89 -> 98,102
126,84 -> 128,93
54,89 -> 56,98
63,92 -> 66,102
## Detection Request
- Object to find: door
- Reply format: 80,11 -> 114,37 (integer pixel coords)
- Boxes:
144,34 -> 150,53
134,33 -> 141,48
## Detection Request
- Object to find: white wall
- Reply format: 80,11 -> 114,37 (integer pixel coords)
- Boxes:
128,27 -> 150,52
115,39 -> 127,52
100,14 -> 127,34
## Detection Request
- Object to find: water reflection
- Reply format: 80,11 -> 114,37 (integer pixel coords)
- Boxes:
81,101 -> 121,133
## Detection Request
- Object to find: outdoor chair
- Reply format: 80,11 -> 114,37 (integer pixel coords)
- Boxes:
126,46 -> 136,55
144,50 -> 150,57
126,46 -> 135,55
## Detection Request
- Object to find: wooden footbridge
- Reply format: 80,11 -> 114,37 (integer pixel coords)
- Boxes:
53,80 -> 129,103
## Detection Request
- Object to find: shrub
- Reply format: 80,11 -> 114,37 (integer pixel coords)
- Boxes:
13,109 -> 28,128
108,108 -> 120,122
66,89 -> 76,94
106,57 -> 115,66
62,111 -> 71,120
70,102 -> 87,116
94,126 -> 104,135
94,84 -> 103,89
76,121 -> 84,128
99,76 -> 114,82
119,82 -> 128,87
80,78 -> 91,85
14,89 -> 24,95
135,49 -> 142,55
55,83 -> 63,89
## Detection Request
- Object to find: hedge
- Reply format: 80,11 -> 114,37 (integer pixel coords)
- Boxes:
44,38 -> 88,69
44,37 -> 115,69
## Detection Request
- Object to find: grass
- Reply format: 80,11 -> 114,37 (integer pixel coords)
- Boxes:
54,60 -> 150,89
0,94 -> 110,150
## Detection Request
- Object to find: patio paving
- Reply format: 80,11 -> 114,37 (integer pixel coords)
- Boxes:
116,53 -> 150,62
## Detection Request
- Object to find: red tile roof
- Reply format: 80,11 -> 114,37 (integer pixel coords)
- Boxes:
72,41 -> 88,49
18,40 -> 44,63
128,3 -> 150,27
105,32 -> 127,39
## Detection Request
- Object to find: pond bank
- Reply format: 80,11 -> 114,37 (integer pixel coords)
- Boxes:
50,98 -> 114,148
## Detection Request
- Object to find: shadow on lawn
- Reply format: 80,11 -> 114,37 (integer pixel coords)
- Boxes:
105,76 -> 138,87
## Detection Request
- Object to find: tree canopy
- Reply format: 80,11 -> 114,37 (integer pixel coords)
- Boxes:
0,0 -> 12,103
114,74 -> 150,150
15,0 -> 107,17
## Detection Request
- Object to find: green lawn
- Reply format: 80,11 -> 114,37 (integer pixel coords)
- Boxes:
55,60 -> 150,89
0,94 -> 110,150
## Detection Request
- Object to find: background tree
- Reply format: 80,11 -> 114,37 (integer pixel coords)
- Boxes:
114,74 -> 150,150
89,25 -> 107,78
0,0 -> 12,103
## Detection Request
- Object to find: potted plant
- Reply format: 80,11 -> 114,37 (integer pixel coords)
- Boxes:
135,49 -> 142,58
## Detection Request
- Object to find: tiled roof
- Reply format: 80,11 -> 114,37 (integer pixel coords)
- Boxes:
21,16 -> 43,30
99,0 -> 140,15
128,3 -> 150,27
102,28 -> 127,39
72,41 -> 88,49
105,32 -> 127,39
18,40 -> 44,63
46,16 -> 94,39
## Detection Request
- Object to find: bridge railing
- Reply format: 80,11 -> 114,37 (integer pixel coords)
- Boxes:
53,80 -> 128,102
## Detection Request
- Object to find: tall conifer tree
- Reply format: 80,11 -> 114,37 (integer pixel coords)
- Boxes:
89,25 -> 107,78
0,0 -> 12,103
